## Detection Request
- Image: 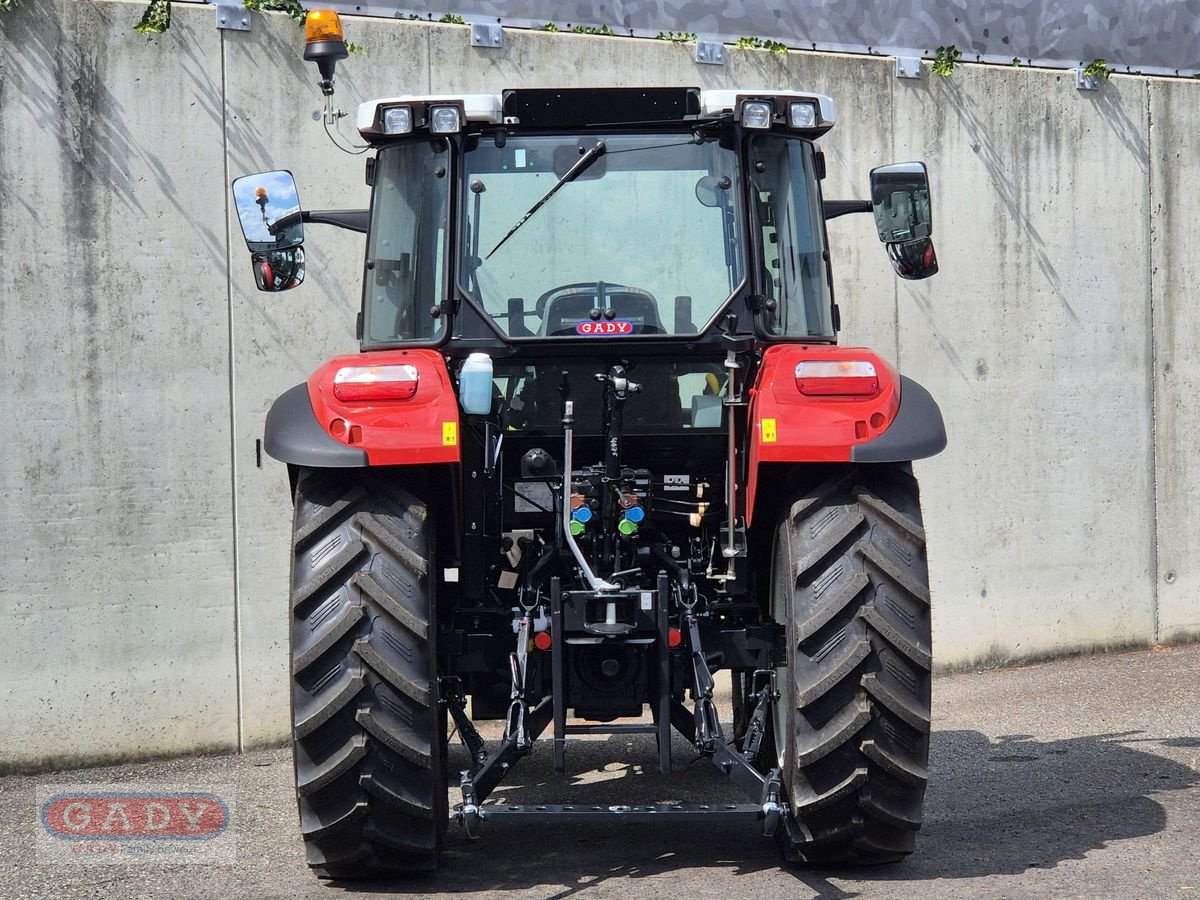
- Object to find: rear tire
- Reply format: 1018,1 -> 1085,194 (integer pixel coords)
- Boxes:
771,465 -> 931,865
289,469 -> 447,878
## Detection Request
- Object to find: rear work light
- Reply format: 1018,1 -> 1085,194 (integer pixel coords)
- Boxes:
333,364 -> 419,401
788,100 -> 819,129
429,105 -> 462,134
382,105 -> 413,134
794,360 -> 880,397
740,100 -> 772,129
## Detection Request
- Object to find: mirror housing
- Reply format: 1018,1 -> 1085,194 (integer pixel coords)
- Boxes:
251,247 -> 305,293
694,174 -> 732,208
870,161 -> 938,280
232,170 -> 304,251
232,171 -> 306,292
886,238 -> 938,281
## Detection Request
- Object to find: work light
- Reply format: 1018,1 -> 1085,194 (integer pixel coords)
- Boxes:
788,100 -> 819,128
382,106 -> 413,134
740,100 -> 772,129
429,106 -> 463,134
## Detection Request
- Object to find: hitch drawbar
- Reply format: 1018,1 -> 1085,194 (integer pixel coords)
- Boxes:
475,802 -> 768,824
451,582 -> 787,839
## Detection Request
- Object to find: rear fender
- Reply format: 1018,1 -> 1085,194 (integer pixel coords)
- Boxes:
264,348 -> 462,468
744,345 -> 945,525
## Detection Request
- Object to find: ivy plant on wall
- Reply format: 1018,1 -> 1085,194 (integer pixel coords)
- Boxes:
734,36 -> 788,55
931,45 -> 962,76
127,0 -> 364,52
136,0 -> 306,34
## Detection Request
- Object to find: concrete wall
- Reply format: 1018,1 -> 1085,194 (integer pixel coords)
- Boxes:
0,0 -> 1195,769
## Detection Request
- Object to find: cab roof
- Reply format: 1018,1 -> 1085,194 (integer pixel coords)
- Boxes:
356,87 -> 837,141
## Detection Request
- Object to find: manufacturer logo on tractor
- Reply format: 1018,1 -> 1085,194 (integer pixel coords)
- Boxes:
576,320 -> 634,336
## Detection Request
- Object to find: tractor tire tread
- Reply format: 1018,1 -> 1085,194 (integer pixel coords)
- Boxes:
775,464 -> 931,866
289,470 -> 445,878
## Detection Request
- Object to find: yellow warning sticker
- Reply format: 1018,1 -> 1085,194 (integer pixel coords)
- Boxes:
761,418 -> 777,443
443,422 -> 458,446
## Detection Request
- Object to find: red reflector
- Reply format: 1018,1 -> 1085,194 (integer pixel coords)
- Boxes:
667,628 -> 682,649
332,364 -> 419,402
533,630 -> 552,651
794,360 -> 880,397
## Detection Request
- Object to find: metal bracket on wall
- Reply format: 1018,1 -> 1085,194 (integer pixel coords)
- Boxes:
1075,68 -> 1100,90
895,56 -> 921,79
215,3 -> 250,31
695,39 -> 726,66
471,23 -> 504,49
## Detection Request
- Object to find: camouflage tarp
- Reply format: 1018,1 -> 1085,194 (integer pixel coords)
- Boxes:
320,1 -> 1200,78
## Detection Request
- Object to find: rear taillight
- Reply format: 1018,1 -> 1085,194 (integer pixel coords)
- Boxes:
794,360 -> 880,397
332,364 -> 419,401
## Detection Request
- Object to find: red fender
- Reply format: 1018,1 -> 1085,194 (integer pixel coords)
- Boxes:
307,349 -> 461,466
744,345 -> 901,526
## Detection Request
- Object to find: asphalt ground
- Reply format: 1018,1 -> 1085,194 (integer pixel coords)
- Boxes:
3,644 -> 1199,900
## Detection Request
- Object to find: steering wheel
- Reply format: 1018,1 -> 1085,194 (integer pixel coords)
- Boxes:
533,282 -> 655,320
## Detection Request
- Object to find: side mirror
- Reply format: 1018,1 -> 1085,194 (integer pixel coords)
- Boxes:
252,247 -> 305,293
232,171 -> 305,292
694,174 -> 732,208
869,161 -> 938,280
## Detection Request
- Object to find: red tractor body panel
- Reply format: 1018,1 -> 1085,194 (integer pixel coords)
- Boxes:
745,345 -> 901,525
307,348 -> 462,466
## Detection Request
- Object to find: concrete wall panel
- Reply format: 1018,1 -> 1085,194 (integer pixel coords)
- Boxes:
891,68 -> 1156,664
1150,78 -> 1200,642
0,0 -> 237,768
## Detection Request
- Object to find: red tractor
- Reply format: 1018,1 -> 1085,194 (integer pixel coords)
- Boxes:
232,10 -> 944,877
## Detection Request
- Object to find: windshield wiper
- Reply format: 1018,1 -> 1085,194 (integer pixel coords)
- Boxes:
485,140 -> 607,260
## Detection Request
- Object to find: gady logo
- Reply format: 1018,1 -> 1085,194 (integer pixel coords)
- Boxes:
576,320 -> 634,336
41,793 -> 229,841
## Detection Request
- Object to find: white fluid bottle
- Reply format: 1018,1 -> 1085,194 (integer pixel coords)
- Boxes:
459,352 -> 493,415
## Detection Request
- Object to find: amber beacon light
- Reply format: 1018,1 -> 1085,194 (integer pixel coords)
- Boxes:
304,9 -> 348,92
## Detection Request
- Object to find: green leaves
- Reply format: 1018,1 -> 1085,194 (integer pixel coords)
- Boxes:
533,22 -> 614,35
133,0 -> 171,34
1083,58 -> 1113,80
243,0 -> 308,25
735,36 -> 787,55
932,45 -> 962,77
655,31 -> 695,43
134,0 -> 309,34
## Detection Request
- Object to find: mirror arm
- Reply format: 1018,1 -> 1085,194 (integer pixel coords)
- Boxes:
302,209 -> 369,234
823,200 -> 873,221
268,209 -> 369,236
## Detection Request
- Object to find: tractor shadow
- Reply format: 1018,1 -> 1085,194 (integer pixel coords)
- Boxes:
327,727 -> 1198,897
792,727 -> 1200,892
